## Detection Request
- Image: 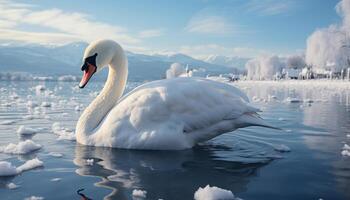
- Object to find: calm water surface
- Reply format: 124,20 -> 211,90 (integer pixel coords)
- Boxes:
0,80 -> 349,200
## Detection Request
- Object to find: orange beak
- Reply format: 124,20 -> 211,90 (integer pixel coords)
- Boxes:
79,63 -> 97,88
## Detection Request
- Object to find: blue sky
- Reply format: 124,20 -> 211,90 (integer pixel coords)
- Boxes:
0,0 -> 343,58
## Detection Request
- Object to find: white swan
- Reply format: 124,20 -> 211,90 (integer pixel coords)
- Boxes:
76,39 -> 274,150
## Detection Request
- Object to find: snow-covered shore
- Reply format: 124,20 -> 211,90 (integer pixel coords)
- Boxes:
235,80 -> 350,90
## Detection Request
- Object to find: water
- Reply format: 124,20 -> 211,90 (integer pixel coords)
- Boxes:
0,80 -> 349,200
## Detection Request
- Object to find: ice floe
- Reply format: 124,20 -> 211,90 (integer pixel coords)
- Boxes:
52,122 -> 75,141
132,189 -> 147,199
284,97 -> 302,103
86,159 -> 94,165
194,185 -> 238,200
6,182 -> 19,189
50,178 -> 62,182
27,101 -> 39,108
57,75 -> 78,82
0,161 -> 18,176
0,120 -> 16,125
0,140 -> 42,154
16,158 -> 43,172
341,144 -> 350,157
17,125 -> 38,135
35,85 -> 46,93
24,196 -> 44,200
48,152 -> 63,158
0,158 -> 43,176
40,102 -> 51,107
274,144 -> 291,152
22,115 -> 35,120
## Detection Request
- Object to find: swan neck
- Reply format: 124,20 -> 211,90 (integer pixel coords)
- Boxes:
77,51 -> 128,143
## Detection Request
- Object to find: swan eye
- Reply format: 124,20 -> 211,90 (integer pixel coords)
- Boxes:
82,53 -> 98,70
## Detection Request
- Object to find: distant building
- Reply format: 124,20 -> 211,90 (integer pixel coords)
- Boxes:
282,68 -> 301,79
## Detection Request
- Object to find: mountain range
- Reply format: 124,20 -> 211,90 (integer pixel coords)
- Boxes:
0,42 -> 247,81
203,55 -> 250,71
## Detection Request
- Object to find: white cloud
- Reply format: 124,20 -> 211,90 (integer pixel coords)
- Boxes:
185,15 -> 235,34
0,0 -> 138,45
0,19 -> 16,28
0,29 -> 80,44
138,29 -> 164,38
245,0 -> 294,16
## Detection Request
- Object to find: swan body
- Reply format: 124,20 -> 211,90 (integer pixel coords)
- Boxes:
76,40 -> 273,150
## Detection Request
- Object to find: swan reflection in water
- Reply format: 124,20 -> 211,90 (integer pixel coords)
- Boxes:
74,144 -> 269,200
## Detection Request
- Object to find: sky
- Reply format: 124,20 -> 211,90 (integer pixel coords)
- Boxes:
0,0 -> 343,58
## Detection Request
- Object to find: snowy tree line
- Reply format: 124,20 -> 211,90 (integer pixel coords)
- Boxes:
246,0 -> 350,80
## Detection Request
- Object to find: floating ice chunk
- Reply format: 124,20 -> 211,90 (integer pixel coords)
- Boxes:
86,159 -> 94,165
0,120 -> 16,125
278,118 -> 286,121
268,95 -> 278,101
252,96 -> 261,102
274,144 -> 291,152
58,75 -> 78,82
341,144 -> 350,156
10,93 -> 19,100
304,99 -> 314,103
341,150 -> 350,156
23,115 -> 34,120
24,196 -> 44,200
48,152 -> 63,158
57,133 -> 75,141
347,134 -> 350,138
27,101 -> 39,108
194,185 -> 236,200
0,161 -> 18,176
75,104 -> 84,111
41,102 -> 51,107
50,178 -> 62,182
52,122 -> 75,141
0,140 -> 42,154
16,158 -> 43,172
52,122 -> 61,133
75,105 -> 81,111
132,189 -> 147,199
0,158 -> 44,177
1,102 -> 12,107
35,85 -> 46,94
7,182 -> 19,189
284,97 -> 302,103
17,125 -> 38,135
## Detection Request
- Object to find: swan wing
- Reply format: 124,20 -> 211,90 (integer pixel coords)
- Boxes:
99,78 -> 257,147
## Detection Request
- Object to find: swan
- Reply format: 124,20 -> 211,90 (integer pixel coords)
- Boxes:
76,39 -> 274,150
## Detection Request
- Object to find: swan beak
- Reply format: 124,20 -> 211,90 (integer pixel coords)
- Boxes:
79,63 -> 97,88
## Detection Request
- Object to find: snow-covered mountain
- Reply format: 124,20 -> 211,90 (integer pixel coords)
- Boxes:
202,55 -> 250,71
0,42 -> 237,81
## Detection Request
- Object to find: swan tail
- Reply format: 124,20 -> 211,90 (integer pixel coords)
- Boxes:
235,113 -> 280,130
188,113 -> 280,145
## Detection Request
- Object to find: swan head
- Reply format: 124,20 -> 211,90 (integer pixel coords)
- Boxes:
79,39 -> 120,88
